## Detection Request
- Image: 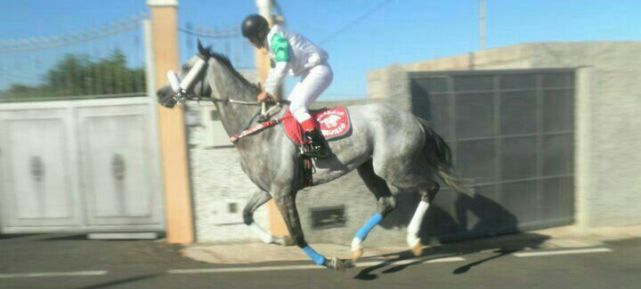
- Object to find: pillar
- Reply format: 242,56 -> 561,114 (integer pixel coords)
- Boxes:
148,0 -> 194,244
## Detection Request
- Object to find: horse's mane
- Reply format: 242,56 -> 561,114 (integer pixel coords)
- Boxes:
205,48 -> 258,91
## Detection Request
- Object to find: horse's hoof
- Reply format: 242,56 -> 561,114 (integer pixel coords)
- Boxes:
411,243 -> 423,256
351,248 -> 364,261
325,257 -> 354,271
281,235 -> 294,246
273,236 -> 294,246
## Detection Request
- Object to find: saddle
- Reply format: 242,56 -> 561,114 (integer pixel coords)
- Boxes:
281,106 -> 351,145
229,106 -> 351,188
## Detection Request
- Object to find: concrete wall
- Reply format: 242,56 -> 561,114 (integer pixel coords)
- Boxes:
549,43 -> 641,228
186,103 -> 269,243
369,42 -> 641,228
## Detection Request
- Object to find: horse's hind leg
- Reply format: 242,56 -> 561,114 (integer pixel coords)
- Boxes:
406,182 -> 440,256
351,159 -> 397,261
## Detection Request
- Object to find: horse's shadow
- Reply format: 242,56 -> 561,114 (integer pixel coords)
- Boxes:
354,192 -> 549,280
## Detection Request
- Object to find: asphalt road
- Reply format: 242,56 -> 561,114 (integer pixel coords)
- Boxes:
1,233 -> 640,289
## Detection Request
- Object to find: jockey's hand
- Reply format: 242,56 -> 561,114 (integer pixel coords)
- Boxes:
256,91 -> 271,103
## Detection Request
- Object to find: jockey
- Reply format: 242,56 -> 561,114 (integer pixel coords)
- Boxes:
241,14 -> 332,159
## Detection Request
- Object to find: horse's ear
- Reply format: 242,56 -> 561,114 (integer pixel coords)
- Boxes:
197,39 -> 209,57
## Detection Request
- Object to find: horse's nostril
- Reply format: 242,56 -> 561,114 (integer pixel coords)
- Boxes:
156,86 -> 171,96
156,85 -> 177,108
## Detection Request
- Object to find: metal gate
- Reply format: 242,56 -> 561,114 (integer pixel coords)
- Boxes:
410,69 -> 575,239
0,98 -> 163,233
0,15 -> 164,233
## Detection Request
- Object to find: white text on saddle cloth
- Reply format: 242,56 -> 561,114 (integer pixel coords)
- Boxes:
317,109 -> 349,139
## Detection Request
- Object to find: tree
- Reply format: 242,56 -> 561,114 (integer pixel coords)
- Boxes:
0,49 -> 146,101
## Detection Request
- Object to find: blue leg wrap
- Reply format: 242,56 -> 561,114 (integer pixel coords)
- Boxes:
303,246 -> 326,266
355,213 -> 383,241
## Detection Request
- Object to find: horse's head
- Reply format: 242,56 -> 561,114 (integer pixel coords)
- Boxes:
156,41 -> 213,108
156,41 -> 258,108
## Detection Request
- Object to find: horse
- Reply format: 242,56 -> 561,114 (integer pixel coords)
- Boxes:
156,43 -> 471,270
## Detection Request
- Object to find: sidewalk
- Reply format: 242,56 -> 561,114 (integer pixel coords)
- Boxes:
182,224 -> 641,265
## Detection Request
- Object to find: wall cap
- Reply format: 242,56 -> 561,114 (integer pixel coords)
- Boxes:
147,0 -> 178,7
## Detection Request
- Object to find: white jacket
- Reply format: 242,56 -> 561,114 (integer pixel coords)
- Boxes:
263,24 -> 328,96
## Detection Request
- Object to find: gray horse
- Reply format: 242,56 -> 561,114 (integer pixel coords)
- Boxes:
157,45 -> 470,270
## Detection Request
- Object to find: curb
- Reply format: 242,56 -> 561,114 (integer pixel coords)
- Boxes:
182,224 -> 641,264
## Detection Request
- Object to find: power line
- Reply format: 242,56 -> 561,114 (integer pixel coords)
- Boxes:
319,0 -> 394,45
177,27 -> 240,39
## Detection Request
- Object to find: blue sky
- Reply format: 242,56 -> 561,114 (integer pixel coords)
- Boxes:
1,0 -> 640,99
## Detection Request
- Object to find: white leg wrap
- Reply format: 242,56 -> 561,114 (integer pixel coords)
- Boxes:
250,223 -> 274,244
406,201 -> 430,248
351,237 -> 363,252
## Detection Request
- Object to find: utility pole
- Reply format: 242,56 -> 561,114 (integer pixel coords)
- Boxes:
255,0 -> 273,83
255,0 -> 285,82
254,0 -> 290,239
479,0 -> 487,50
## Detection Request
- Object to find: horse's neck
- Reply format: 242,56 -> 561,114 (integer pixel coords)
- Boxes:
214,103 -> 253,136
207,60 -> 292,157
208,66 -> 259,136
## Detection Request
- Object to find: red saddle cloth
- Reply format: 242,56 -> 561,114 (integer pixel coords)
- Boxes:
282,106 -> 351,145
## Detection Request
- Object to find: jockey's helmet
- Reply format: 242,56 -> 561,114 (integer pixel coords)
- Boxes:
241,14 -> 269,48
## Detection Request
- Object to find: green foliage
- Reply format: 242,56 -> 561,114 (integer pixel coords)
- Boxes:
1,49 -> 146,101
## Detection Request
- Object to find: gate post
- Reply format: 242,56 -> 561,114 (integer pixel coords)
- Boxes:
147,0 -> 194,244
255,0 -> 290,239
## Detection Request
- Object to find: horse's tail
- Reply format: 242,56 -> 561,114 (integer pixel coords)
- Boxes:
418,118 -> 473,196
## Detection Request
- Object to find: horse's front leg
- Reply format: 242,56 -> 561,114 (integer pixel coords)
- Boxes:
243,189 -> 291,246
273,189 -> 353,271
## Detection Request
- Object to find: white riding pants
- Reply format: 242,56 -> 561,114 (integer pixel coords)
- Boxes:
289,63 -> 333,123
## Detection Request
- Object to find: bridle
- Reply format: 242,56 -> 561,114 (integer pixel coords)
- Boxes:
166,52 -> 262,106
164,47 -> 287,139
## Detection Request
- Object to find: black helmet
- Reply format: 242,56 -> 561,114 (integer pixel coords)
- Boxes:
241,14 -> 269,41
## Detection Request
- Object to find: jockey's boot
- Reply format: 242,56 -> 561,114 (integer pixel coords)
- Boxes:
303,128 -> 331,159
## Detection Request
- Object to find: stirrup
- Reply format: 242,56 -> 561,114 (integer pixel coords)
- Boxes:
301,147 -> 331,159
302,132 -> 331,159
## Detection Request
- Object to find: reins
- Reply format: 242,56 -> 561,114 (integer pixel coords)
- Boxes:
167,54 -> 290,144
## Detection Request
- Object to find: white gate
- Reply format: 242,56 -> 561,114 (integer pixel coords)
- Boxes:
0,14 -> 165,234
0,97 -> 163,233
